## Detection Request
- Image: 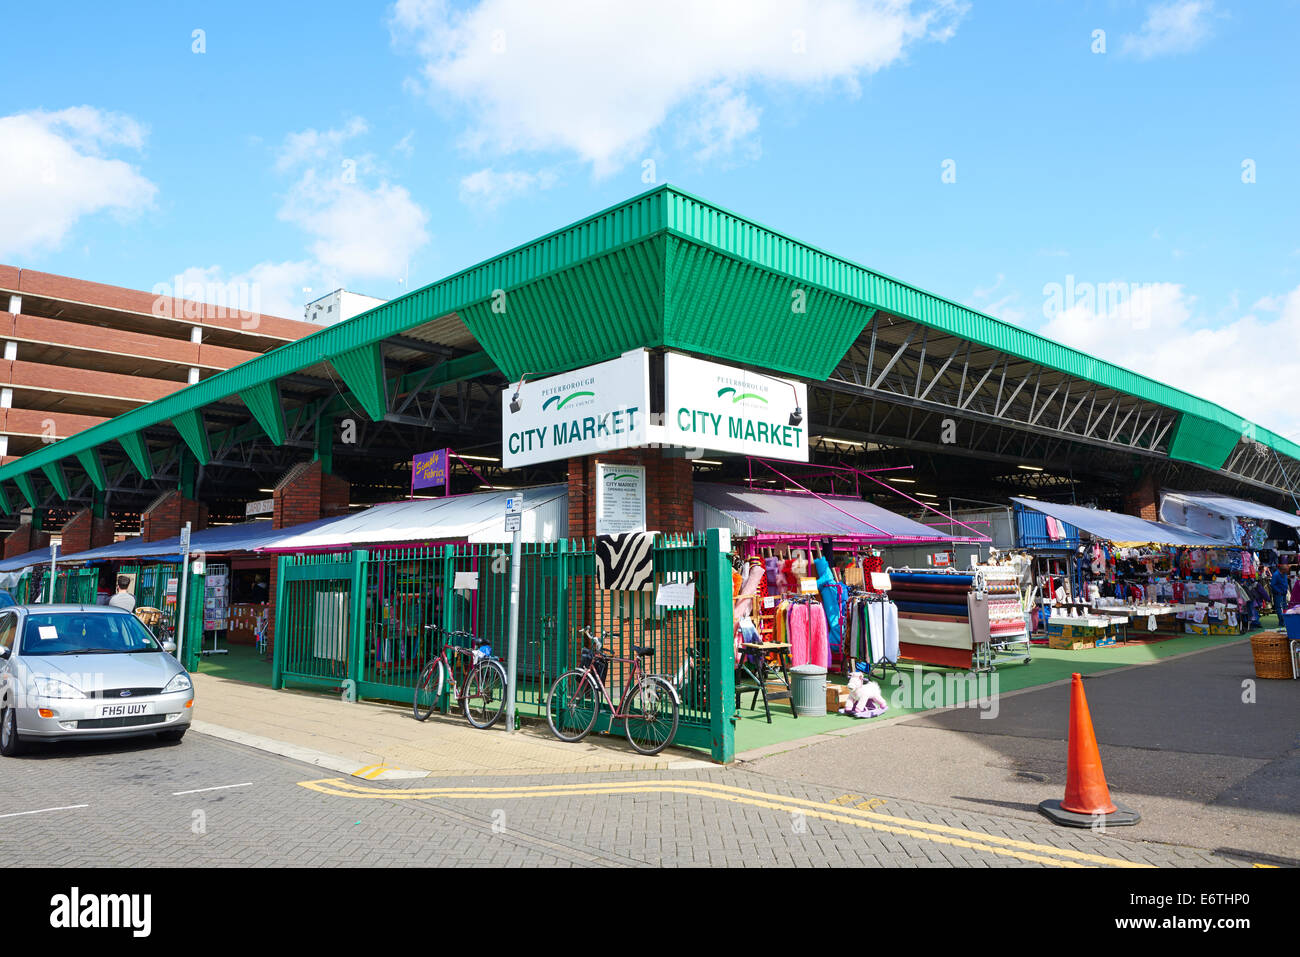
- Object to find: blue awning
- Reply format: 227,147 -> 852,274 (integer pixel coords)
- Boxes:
57,516 -> 349,565
1011,498 -> 1231,546
0,546 -> 57,573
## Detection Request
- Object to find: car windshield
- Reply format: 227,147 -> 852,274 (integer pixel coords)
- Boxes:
19,612 -> 164,656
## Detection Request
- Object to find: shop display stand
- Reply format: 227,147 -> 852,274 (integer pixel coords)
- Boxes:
201,562 -> 230,657
975,564 -> 1031,667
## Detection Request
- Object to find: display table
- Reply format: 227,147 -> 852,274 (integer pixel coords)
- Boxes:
736,642 -> 794,723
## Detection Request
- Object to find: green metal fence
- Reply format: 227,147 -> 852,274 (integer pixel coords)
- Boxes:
273,530 -> 735,761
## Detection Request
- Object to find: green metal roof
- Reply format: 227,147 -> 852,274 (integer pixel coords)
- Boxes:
1,183 -> 1296,505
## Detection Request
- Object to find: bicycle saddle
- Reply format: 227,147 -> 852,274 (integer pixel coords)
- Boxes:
632,645 -> 655,658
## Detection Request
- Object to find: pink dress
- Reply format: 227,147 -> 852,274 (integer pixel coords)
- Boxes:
788,604 -> 810,667
808,606 -> 829,668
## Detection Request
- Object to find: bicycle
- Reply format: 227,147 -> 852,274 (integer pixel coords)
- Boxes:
545,627 -> 680,755
412,628 -> 508,729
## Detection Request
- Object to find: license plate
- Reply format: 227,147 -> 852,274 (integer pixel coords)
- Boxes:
98,702 -> 154,718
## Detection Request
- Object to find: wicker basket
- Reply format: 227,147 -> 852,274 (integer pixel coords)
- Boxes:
1250,631 -> 1296,680
134,606 -> 163,628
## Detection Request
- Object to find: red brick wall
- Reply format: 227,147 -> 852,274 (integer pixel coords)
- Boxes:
567,449 -> 693,539
59,508 -> 116,555
4,523 -> 50,559
272,460 -> 351,529
1124,473 -> 1160,521
140,491 -> 209,542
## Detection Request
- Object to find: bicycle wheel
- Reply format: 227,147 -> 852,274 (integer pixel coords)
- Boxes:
412,658 -> 447,722
463,659 -> 507,729
545,670 -> 599,742
623,675 -> 679,755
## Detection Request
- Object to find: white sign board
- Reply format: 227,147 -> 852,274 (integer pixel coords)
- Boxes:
454,571 -> 480,591
664,353 -> 808,462
502,350 -> 650,468
245,498 -> 275,517
504,513 -> 522,533
595,462 -> 646,536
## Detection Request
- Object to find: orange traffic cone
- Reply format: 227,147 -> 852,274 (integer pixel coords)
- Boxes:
1038,673 -> 1140,828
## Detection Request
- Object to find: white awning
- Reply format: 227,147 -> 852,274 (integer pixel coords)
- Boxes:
262,485 -> 568,551
1160,491 -> 1300,530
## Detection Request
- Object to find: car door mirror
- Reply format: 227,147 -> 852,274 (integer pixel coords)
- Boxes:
0,646 -> 9,660
162,641 -> 177,654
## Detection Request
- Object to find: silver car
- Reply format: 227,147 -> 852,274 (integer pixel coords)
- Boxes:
0,604 -> 195,756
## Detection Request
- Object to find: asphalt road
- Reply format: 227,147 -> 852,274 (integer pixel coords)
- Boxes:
0,723 -> 1257,868
746,641 -> 1299,864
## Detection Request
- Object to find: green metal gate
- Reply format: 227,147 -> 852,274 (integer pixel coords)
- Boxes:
272,530 -> 735,761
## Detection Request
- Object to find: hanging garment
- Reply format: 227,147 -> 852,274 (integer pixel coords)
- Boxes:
814,557 -> 843,653
788,602 -> 811,667
781,559 -> 798,593
595,532 -> 656,591
807,601 -> 829,668
764,557 -> 782,593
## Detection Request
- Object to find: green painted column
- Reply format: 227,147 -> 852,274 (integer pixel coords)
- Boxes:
704,527 -> 736,764
314,411 -> 334,475
178,448 -> 198,500
271,555 -> 287,690
347,549 -> 369,701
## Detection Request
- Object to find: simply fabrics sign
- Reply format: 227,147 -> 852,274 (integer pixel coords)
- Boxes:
502,350 -> 650,468
664,353 -> 808,462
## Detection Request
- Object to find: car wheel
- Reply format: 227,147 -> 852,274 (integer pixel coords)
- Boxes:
0,706 -> 26,757
157,729 -> 186,743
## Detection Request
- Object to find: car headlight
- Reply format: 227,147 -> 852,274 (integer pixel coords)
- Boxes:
30,676 -> 86,700
163,673 -> 193,694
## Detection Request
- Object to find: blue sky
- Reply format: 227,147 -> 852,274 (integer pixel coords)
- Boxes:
2,1 -> 1298,435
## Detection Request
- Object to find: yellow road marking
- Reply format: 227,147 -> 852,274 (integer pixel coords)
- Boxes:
297,776 -> 1151,868
351,764 -> 382,778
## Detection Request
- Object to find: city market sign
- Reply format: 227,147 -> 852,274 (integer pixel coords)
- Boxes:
501,350 -> 650,468
664,353 -> 808,462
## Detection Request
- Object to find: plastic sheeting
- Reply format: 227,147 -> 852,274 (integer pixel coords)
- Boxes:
1160,491 -> 1300,531
1010,497 -> 1231,547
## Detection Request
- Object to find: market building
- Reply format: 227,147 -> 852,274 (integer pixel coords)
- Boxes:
2,185 -> 1297,760
0,263 -> 322,550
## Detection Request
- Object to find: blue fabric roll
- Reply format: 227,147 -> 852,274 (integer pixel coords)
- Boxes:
814,557 -> 843,650
894,600 -> 970,619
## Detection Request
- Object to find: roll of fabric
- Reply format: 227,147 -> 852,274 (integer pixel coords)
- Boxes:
894,600 -> 970,619
887,587 -> 969,606
888,572 -> 976,589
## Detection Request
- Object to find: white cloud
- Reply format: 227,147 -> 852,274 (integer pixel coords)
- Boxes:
275,120 -> 430,281
458,167 -> 560,209
1120,1 -> 1215,59
175,119 -> 431,318
1039,282 -> 1300,440
167,261 -> 317,321
390,0 -> 967,176
678,84 -> 762,165
0,107 -> 157,258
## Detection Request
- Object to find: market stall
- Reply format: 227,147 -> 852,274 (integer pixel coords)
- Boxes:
694,483 -> 1014,677
1011,497 -> 1258,646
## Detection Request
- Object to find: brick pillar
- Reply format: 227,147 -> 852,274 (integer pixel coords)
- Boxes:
59,508 -> 116,556
1124,472 -> 1160,521
567,449 -> 694,539
272,460 -> 350,529
140,490 -> 209,542
267,461 -> 350,658
4,523 -> 50,559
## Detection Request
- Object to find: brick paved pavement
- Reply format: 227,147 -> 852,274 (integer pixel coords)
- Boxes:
0,732 -> 1264,868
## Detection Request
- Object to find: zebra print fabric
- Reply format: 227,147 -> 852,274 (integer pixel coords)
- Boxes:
595,532 -> 656,591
